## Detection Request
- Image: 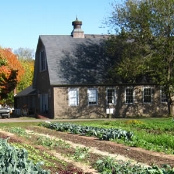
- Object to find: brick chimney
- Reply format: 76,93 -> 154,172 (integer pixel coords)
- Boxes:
71,17 -> 84,38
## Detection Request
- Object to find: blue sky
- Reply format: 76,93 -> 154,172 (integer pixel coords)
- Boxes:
0,0 -> 117,52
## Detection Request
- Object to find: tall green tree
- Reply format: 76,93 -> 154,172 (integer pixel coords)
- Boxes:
17,60 -> 34,92
107,0 -> 174,115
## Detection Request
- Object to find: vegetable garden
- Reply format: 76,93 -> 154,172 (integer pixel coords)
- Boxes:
0,118 -> 173,173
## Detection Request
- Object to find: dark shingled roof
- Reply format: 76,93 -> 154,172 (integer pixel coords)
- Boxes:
15,86 -> 36,97
39,34 -> 110,85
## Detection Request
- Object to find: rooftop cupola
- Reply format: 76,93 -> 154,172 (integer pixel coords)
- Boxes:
71,17 -> 84,38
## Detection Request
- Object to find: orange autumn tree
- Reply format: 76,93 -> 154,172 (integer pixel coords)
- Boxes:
0,48 -> 24,99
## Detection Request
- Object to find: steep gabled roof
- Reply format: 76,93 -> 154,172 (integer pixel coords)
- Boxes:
38,34 -> 110,85
15,86 -> 36,97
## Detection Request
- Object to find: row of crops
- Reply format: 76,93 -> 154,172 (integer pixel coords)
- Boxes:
41,122 -> 134,141
41,120 -> 174,154
95,157 -> 174,174
40,122 -> 174,174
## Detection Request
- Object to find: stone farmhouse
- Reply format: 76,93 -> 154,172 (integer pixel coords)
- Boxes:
14,18 -> 168,118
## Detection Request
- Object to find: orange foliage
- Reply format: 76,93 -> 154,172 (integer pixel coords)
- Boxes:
0,66 -> 11,78
0,48 -> 24,98
0,48 -> 24,81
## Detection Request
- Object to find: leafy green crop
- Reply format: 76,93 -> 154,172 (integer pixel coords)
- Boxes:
72,146 -> 90,161
0,138 -> 50,174
41,122 -> 134,141
95,157 -> 174,174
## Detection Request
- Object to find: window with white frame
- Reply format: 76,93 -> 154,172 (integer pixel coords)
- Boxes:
40,50 -> 46,71
160,86 -> 167,103
143,87 -> 152,103
88,88 -> 98,105
125,87 -> 134,104
68,88 -> 79,106
106,88 -> 116,105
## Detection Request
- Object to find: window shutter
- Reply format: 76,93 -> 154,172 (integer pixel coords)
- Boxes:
68,89 -> 78,106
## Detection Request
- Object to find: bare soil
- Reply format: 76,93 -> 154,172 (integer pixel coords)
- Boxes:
0,125 -> 174,173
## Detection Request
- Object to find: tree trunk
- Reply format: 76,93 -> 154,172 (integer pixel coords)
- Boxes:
169,96 -> 174,116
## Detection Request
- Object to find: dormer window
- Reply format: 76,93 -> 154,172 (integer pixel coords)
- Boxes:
40,50 -> 46,71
